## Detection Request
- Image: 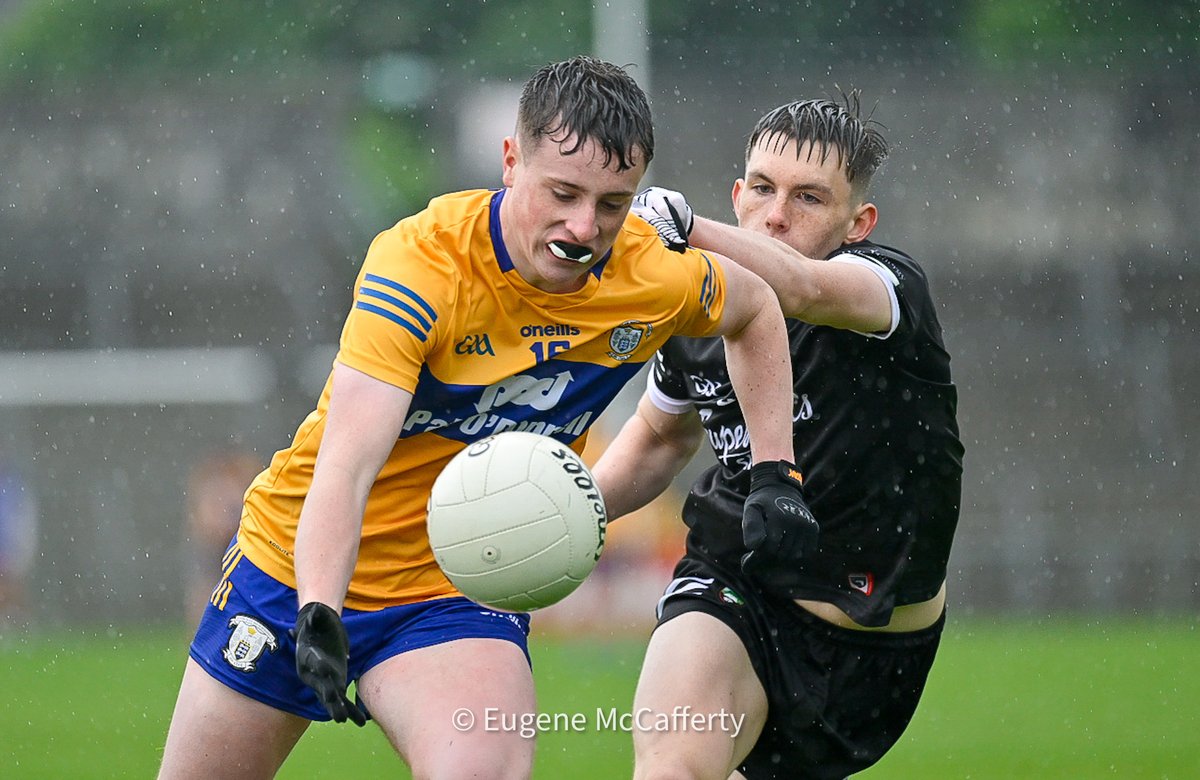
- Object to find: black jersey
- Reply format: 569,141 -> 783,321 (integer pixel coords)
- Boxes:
651,241 -> 964,627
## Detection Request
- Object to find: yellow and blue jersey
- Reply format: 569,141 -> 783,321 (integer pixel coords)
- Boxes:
238,188 -> 726,609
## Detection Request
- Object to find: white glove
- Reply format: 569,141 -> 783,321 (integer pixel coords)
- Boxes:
632,186 -> 694,253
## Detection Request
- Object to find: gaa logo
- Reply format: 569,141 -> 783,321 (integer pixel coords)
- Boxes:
454,333 -> 496,356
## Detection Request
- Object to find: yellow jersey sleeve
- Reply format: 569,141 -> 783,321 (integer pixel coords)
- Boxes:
335,224 -> 459,392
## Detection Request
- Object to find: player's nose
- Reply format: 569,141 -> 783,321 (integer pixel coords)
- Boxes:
563,203 -> 601,243
764,196 -> 790,231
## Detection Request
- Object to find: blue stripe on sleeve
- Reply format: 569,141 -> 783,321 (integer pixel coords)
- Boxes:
698,253 -> 716,315
354,302 -> 428,342
363,273 -> 438,322
358,287 -> 433,331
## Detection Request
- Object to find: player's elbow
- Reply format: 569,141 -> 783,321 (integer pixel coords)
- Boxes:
776,274 -> 823,321
745,272 -> 788,326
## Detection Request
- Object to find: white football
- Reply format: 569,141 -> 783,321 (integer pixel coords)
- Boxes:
426,431 -> 607,611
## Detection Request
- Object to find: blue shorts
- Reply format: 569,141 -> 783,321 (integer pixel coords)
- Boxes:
189,549 -> 531,721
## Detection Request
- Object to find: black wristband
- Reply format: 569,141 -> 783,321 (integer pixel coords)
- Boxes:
749,460 -> 804,490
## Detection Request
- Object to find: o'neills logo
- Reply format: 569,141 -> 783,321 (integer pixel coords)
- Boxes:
521,324 -> 580,337
607,320 -> 652,361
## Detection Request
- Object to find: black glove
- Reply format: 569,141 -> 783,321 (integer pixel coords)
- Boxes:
291,602 -> 367,726
740,460 -> 819,575
631,186 -> 694,253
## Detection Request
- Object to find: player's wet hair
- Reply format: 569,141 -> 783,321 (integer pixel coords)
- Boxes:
747,93 -> 889,196
517,55 -> 654,172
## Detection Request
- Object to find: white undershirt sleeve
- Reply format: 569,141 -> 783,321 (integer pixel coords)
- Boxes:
645,365 -> 694,415
829,252 -> 902,339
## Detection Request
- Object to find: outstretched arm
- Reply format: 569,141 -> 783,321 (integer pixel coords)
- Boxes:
634,186 -> 893,332
711,254 -> 820,572
709,255 -> 795,465
690,216 -> 891,332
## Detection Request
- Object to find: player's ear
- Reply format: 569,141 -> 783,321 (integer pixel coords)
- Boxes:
846,201 -> 877,243
731,178 -> 745,212
501,136 -> 520,187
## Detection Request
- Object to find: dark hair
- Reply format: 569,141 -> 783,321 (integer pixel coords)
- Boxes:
746,93 -> 889,195
517,56 -> 654,171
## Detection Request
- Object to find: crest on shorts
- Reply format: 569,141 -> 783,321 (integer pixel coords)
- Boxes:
607,320 -> 652,361
719,587 -> 745,606
848,573 -> 874,596
223,614 -> 278,672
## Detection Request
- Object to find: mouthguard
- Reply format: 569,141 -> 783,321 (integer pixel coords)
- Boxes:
549,241 -> 593,264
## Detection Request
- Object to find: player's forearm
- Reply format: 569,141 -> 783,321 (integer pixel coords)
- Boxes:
294,469 -> 368,612
592,409 -> 700,521
723,299 -> 796,465
690,216 -> 818,317
692,217 -> 892,332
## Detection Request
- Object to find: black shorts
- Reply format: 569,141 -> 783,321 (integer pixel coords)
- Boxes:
655,555 -> 944,780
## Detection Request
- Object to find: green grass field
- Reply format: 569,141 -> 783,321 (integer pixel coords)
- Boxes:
1,617 -> 1196,778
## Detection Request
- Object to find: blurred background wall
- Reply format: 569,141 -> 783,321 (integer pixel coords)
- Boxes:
0,0 -> 1195,629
